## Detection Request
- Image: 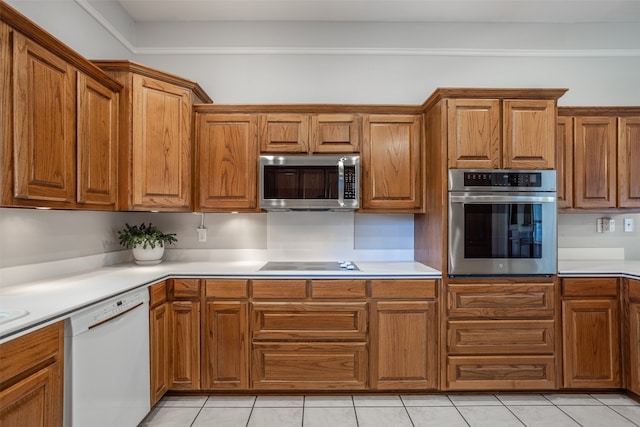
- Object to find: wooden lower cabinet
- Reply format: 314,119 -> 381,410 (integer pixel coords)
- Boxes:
626,279 -> 640,395
562,278 -> 621,388
149,301 -> 170,405
170,301 -> 200,390
444,279 -> 558,390
0,322 -> 64,427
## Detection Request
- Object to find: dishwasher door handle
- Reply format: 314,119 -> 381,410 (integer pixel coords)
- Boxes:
88,301 -> 144,330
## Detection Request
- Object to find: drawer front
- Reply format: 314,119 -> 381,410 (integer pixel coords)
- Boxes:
205,279 -> 249,299
172,278 -> 200,300
448,320 -> 555,354
446,355 -> 557,390
562,278 -> 618,297
149,281 -> 167,307
371,279 -> 437,299
252,302 -> 367,340
448,283 -> 555,318
252,280 -> 307,299
628,279 -> 640,302
311,280 -> 367,299
251,342 -> 367,390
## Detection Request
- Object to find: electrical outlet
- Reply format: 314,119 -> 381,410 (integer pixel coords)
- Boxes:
597,218 -> 603,233
601,217 -> 615,233
625,217 -> 634,232
197,227 -> 207,242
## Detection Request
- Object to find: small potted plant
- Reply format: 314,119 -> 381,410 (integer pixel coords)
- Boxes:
118,222 -> 177,265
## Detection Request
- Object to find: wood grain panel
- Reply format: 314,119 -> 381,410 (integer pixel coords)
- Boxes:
310,279 -> 367,299
205,279 -> 249,299
251,342 -> 367,390
618,116 -> 640,208
629,299 -> 640,395
503,99 -> 556,169
370,279 -> 437,299
149,303 -> 169,405
259,113 -> 309,152
170,301 -> 200,390
447,99 -> 500,169
448,320 -> 554,354
562,277 -> 618,297
170,278 -> 200,300
629,279 -> 640,302
310,113 -> 360,153
149,281 -> 168,308
556,116 -> 574,208
573,116 -> 617,208
252,280 -> 307,299
448,283 -> 555,318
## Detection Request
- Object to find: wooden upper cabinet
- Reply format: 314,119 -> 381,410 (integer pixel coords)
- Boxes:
195,112 -> 258,211
362,114 -> 422,211
573,116 -> 617,208
10,30 -> 76,205
310,114 -> 360,153
618,116 -> 640,208
503,99 -> 556,169
77,72 -> 118,208
447,99 -> 501,169
94,60 -> 211,211
556,116 -> 574,209
259,113 -> 360,154
259,114 -> 310,152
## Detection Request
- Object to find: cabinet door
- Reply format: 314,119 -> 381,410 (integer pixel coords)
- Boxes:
310,114 -> 360,153
196,113 -> 257,211
630,301 -> 640,395
370,301 -> 437,390
618,116 -> 640,208
170,301 -> 200,390
503,99 -> 556,169
362,114 -> 422,211
11,31 -> 75,204
77,72 -> 118,208
556,116 -> 574,208
573,116 -> 617,208
259,114 -> 309,152
562,299 -> 621,388
149,303 -> 170,406
447,99 -> 500,169
132,74 -> 192,210
203,301 -> 249,389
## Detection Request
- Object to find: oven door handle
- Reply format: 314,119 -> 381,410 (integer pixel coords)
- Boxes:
449,194 -> 556,203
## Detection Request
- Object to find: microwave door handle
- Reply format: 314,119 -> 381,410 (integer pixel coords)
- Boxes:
337,157 -> 345,207
449,195 -> 556,203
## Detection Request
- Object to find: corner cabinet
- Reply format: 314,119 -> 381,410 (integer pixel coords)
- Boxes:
557,108 -> 640,210
561,278 -> 621,388
0,322 -> 64,427
432,89 -> 567,170
93,60 -> 212,211
361,114 -> 422,212
194,110 -> 258,212
1,5 -> 121,210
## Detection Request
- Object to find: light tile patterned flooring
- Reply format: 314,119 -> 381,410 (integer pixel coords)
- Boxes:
139,393 -> 640,427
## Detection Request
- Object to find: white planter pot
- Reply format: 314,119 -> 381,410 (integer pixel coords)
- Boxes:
132,245 -> 165,265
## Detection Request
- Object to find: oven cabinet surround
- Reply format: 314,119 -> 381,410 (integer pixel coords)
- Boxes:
443,278 -> 558,390
147,277 -> 439,393
259,113 -> 361,154
0,322 -> 64,427
0,5 -> 122,210
561,277 -> 621,388
557,107 -> 640,210
627,279 -> 640,396
93,60 -> 212,212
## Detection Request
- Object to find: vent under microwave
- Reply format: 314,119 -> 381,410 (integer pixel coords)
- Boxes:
259,155 -> 360,211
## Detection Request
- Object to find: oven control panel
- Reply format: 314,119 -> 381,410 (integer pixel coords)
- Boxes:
463,171 -> 542,187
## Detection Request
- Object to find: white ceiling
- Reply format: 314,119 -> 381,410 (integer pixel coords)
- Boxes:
115,0 -> 640,23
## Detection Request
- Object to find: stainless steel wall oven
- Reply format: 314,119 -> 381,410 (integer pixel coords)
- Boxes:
448,169 -> 557,277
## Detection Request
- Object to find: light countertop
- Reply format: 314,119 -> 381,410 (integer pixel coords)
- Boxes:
558,259 -> 640,279
0,260 -> 440,342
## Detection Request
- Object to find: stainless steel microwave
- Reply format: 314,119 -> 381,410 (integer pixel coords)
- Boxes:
259,154 -> 360,211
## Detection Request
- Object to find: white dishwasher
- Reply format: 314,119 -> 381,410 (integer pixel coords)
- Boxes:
64,288 -> 150,427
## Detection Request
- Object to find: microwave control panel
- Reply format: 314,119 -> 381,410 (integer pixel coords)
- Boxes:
463,171 -> 542,188
344,167 -> 357,199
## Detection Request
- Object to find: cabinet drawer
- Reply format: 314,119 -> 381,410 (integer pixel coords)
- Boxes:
149,281 -> 167,307
371,279 -> 437,299
630,279 -> 640,302
448,320 -> 555,354
446,355 -> 556,390
205,279 -> 249,299
311,280 -> 367,299
252,302 -> 367,340
171,278 -> 200,300
252,342 -> 367,390
448,283 -> 554,318
252,280 -> 307,299
562,278 -> 618,297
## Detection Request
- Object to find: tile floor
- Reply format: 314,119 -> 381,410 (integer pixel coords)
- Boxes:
139,393 -> 640,427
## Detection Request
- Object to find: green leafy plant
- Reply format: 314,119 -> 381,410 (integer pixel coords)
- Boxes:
117,223 -> 177,249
